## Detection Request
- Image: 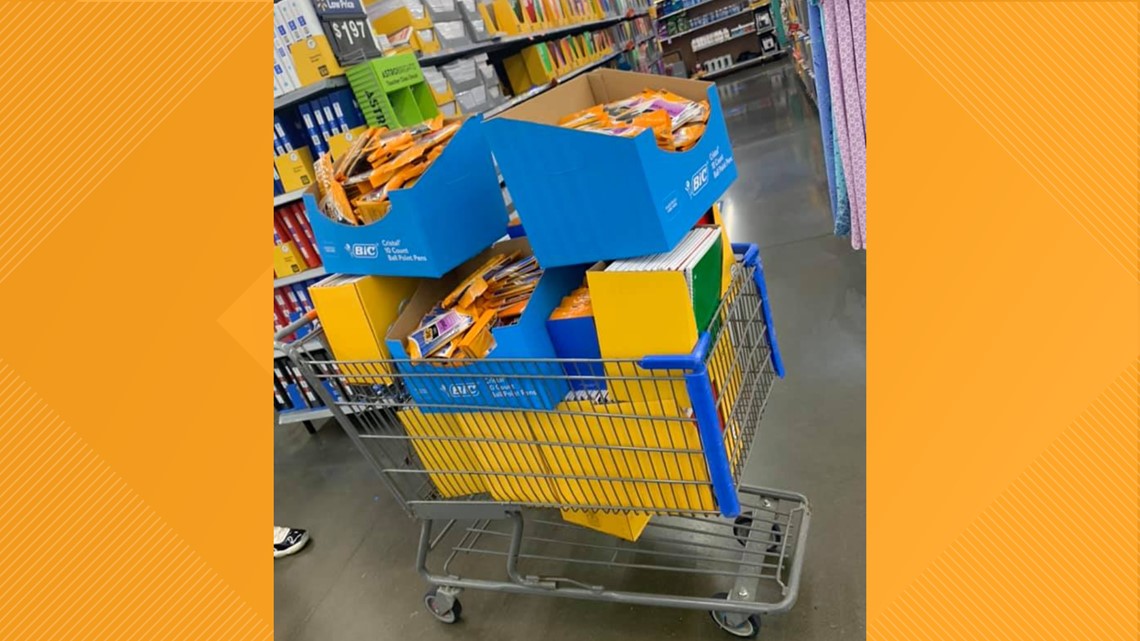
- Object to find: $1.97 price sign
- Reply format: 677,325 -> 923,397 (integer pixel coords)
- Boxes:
324,16 -> 381,65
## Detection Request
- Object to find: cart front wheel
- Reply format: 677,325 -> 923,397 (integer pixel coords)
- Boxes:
424,588 -> 462,624
709,592 -> 760,638
734,513 -> 783,553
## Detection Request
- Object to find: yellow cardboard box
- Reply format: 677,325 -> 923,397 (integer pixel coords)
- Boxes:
397,409 -> 487,497
532,399 -> 717,514
415,29 -> 442,53
372,6 -> 433,35
522,44 -> 555,85
561,509 -> 651,541
503,54 -> 534,94
491,0 -> 528,33
451,411 -> 561,504
587,267 -> 697,404
429,84 -> 456,106
273,242 -> 309,278
290,36 -> 345,86
308,274 -> 419,384
275,148 -> 316,192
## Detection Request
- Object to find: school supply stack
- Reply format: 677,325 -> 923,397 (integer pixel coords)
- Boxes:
274,64 -> 804,620
289,90 -> 368,157
406,252 -> 542,360
274,277 -> 322,336
274,350 -> 355,412
502,30 -> 618,95
274,201 -> 323,277
557,88 -> 710,151
312,116 -> 459,227
274,0 -> 343,96
275,90 -> 369,195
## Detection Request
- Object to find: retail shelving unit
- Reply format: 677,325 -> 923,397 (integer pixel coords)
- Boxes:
654,0 -> 782,78
272,8 -> 653,114
780,0 -> 814,104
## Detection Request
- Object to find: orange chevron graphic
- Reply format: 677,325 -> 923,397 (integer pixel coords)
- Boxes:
869,1 -> 1139,639
0,360 -> 273,640
0,0 -> 272,634
868,362 -> 1138,640
873,1 -> 1139,279
0,1 -> 266,286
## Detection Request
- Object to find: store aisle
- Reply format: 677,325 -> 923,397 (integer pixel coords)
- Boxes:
274,58 -> 866,641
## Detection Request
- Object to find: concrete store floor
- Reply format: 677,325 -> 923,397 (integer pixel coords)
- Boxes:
275,58 -> 866,641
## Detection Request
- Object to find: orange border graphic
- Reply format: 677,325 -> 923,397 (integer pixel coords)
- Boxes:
0,1 -> 271,638
0,0 -> 1134,638
869,1 -> 1138,639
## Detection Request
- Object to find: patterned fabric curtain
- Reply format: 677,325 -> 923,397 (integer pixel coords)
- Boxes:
820,0 -> 866,249
807,0 -> 849,237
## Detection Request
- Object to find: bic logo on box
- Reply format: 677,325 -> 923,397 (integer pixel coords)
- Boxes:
444,382 -> 479,398
685,163 -> 709,198
345,243 -> 379,258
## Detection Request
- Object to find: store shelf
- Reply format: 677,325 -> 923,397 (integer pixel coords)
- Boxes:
273,187 -> 309,207
418,11 -> 649,67
485,50 -> 622,117
274,266 -> 327,288
663,6 -> 754,42
657,0 -> 719,21
274,76 -> 350,110
699,49 -> 784,79
692,27 -> 772,53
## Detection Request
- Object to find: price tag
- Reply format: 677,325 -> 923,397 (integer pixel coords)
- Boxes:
324,16 -> 382,65
313,0 -> 366,17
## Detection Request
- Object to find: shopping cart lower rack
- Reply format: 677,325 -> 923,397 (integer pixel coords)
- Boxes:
276,243 -> 811,638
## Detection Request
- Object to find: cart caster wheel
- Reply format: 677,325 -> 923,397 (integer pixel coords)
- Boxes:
709,592 -> 760,638
733,514 -> 782,553
424,588 -> 462,624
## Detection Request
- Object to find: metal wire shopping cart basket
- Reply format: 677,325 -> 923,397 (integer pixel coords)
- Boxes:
275,242 -> 810,638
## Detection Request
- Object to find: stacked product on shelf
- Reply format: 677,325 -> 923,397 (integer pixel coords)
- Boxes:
501,28 -> 618,94
433,54 -> 504,114
274,200 -> 323,276
274,0 -> 666,130
367,0 -> 648,52
274,89 -> 369,196
274,348 -> 357,414
779,0 -> 813,101
274,277 -> 322,335
274,0 -> 347,96
654,0 -> 784,79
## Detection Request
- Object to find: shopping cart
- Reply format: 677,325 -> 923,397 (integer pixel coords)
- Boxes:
275,243 -> 810,638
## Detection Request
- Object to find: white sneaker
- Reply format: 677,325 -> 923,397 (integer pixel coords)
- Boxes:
274,526 -> 310,559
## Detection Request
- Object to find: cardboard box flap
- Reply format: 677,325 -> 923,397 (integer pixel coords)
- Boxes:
587,68 -> 713,104
493,73 -> 595,124
492,68 -> 716,125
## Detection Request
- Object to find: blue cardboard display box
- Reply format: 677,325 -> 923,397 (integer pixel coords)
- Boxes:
385,237 -> 588,411
304,116 -> 509,277
483,69 -> 738,268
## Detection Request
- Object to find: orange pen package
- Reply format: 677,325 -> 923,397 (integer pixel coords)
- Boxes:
314,116 -> 462,227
